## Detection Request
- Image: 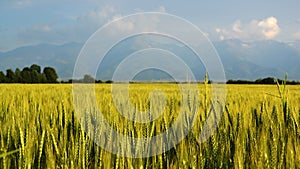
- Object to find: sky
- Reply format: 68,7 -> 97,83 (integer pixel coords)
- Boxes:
1,0 -> 300,52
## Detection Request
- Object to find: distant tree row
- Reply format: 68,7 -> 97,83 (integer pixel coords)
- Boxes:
227,77 -> 300,85
67,75 -> 300,84
0,64 -> 58,83
62,74 -> 113,84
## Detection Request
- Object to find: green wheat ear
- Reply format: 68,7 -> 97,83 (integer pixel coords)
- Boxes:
0,149 -> 20,158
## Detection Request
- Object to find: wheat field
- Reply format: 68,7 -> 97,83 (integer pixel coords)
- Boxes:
0,83 -> 299,168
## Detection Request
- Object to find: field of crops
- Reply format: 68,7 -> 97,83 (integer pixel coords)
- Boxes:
0,83 -> 299,168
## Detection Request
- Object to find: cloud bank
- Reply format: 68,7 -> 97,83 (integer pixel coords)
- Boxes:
16,5 -> 169,46
216,17 -> 280,41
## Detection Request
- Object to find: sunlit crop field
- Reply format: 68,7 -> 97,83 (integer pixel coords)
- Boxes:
0,84 -> 299,168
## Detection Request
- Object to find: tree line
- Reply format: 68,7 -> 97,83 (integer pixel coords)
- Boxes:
1,65 -> 299,85
226,77 -> 300,85
0,64 -> 58,83
63,74 -> 113,84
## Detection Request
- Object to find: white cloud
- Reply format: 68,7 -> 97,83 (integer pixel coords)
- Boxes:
219,35 -> 225,41
16,0 -> 32,7
215,16 -> 280,41
157,6 -> 166,13
8,0 -> 33,8
76,5 -> 116,28
258,17 -> 280,39
17,23 -> 62,44
108,15 -> 135,34
232,20 -> 242,33
106,6 -> 173,35
294,30 -> 300,39
31,24 -> 52,32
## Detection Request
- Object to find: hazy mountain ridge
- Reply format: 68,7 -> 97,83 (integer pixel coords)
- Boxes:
0,42 -> 81,80
214,39 -> 300,80
0,39 -> 299,80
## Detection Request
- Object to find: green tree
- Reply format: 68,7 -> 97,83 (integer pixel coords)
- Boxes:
29,64 -> 42,83
43,67 -> 58,83
0,71 -> 7,83
0,64 -> 59,83
30,64 -> 41,74
15,68 -> 22,83
21,67 -> 32,83
261,77 -> 275,84
6,69 -> 16,83
41,73 -> 47,83
83,74 -> 95,83
31,70 -> 41,83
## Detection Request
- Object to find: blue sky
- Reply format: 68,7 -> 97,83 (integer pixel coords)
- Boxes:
1,0 -> 300,52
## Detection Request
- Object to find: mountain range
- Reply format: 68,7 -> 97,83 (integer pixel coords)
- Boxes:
0,39 -> 300,81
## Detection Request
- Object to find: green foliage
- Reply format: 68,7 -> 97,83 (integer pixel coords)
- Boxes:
5,69 -> 16,83
0,64 -> 59,83
43,67 -> 58,83
0,71 -> 7,83
30,64 -> 41,74
21,67 -> 32,83
83,74 -> 95,83
0,149 -> 20,159
227,76 -> 300,85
